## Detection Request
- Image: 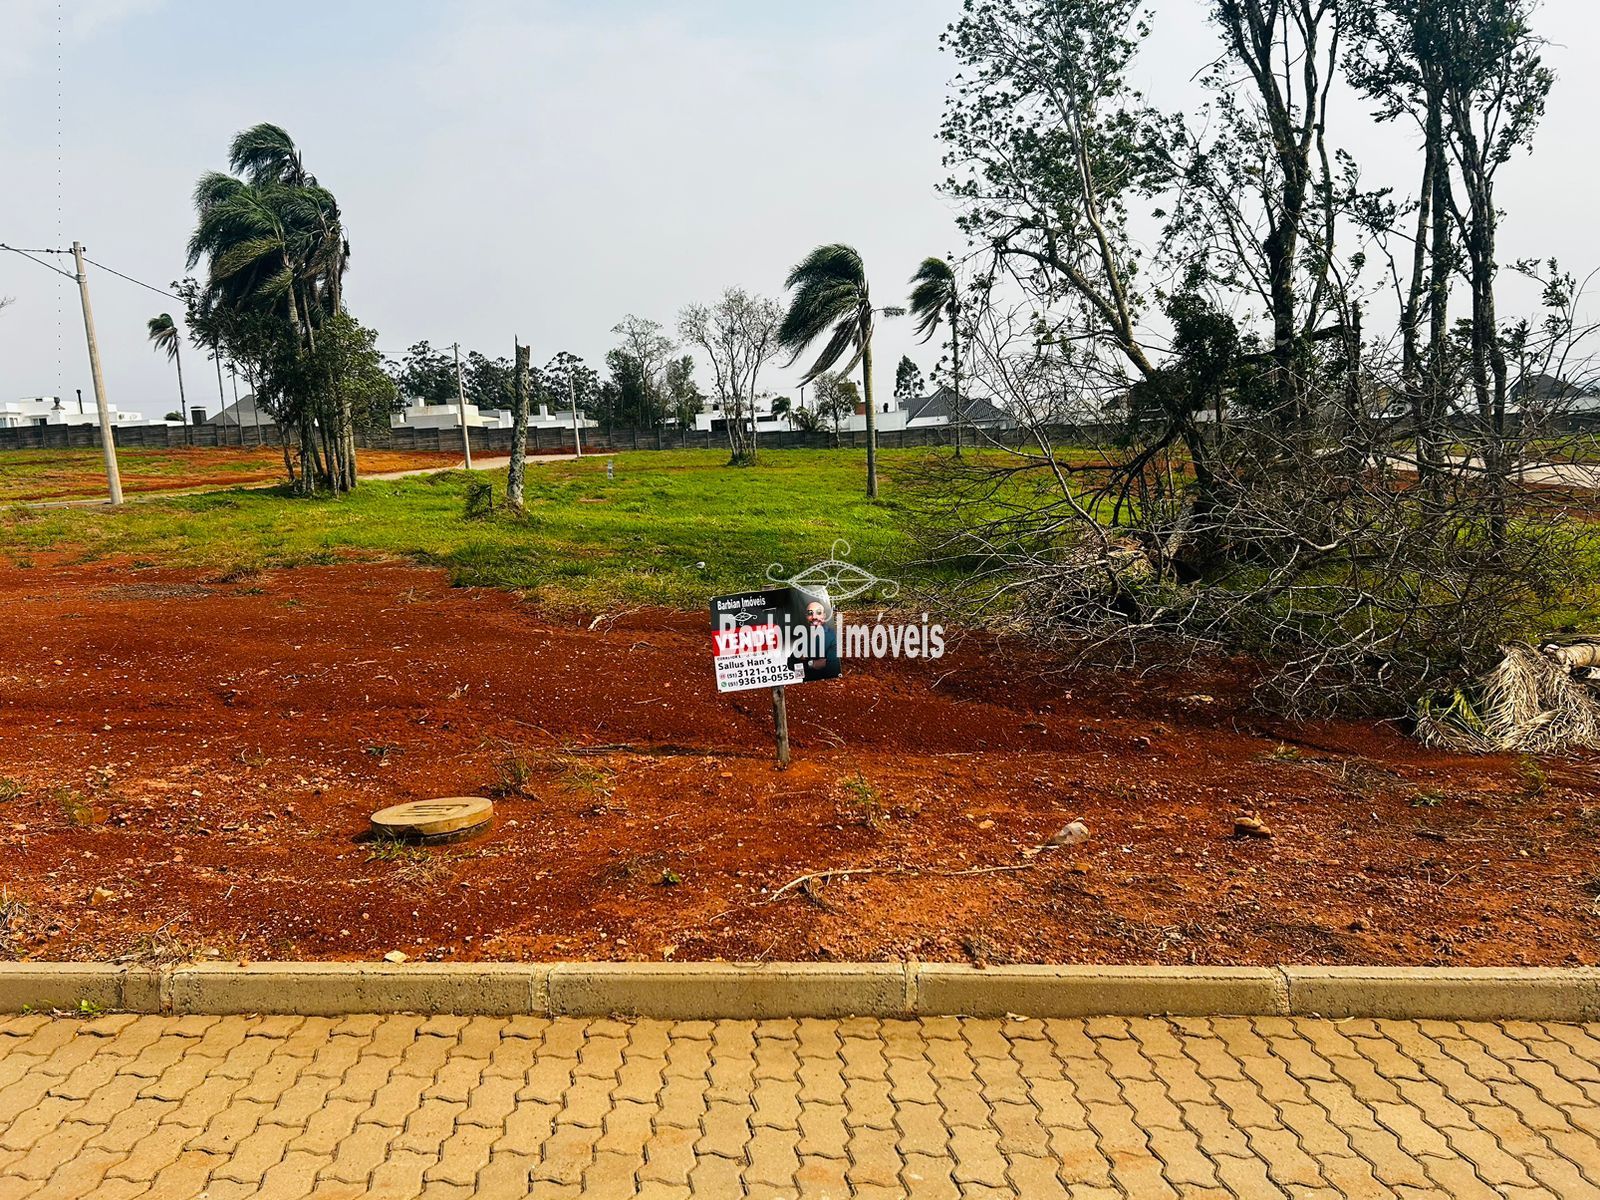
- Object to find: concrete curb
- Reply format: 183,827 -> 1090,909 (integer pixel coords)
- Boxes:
1,962 -> 1596,1020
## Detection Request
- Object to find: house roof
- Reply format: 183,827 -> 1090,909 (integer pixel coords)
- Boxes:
204,393 -> 267,426
907,384 -> 1008,425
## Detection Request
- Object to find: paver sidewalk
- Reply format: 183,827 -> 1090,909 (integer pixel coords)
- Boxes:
0,1013 -> 1597,1198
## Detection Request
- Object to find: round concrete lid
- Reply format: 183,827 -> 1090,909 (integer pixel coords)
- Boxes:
370,797 -> 493,841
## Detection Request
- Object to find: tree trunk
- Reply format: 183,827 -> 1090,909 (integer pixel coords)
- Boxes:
507,339 -> 531,510
950,305 -> 962,458
862,335 -> 879,500
174,345 -> 188,428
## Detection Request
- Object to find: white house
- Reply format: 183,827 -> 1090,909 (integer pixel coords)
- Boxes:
391,398 -> 596,432
0,395 -> 153,429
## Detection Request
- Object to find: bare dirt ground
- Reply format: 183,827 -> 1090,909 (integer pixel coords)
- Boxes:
1,557 -> 1596,968
0,447 -> 467,503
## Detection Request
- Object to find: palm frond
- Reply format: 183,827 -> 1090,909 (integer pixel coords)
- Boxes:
229,123 -> 310,187
778,243 -> 872,381
908,256 -> 957,341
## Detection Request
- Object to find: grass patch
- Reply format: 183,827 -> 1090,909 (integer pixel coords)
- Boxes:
2,449 -> 935,611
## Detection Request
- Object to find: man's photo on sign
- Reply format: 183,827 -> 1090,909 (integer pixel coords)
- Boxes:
785,587 -> 840,682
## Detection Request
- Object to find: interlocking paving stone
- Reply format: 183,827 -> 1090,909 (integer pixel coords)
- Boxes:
0,1014 -> 1597,1197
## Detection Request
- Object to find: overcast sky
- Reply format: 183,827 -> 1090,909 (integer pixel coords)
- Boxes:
2,0 -> 1596,420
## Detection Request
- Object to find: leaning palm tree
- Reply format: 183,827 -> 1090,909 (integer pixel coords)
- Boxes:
778,244 -> 896,499
146,313 -> 188,426
908,256 -> 963,457
187,124 -> 354,494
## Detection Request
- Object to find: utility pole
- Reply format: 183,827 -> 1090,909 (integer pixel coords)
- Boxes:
70,242 -> 123,505
452,341 -> 473,470
569,373 -> 584,457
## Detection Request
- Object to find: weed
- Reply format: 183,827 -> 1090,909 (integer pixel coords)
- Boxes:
463,480 -> 495,520
491,746 -> 535,798
364,744 -> 402,762
55,788 -> 97,826
1411,789 -> 1447,808
72,999 -> 104,1018
121,925 -> 211,966
367,839 -> 449,886
838,772 -> 886,831
659,869 -> 682,887
212,562 -> 263,584
1265,743 -> 1304,763
558,758 -> 615,800
1517,755 -> 1548,799
1,889 -> 35,956
0,778 -> 22,803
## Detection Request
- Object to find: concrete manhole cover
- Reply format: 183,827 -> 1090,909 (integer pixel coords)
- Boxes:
370,797 -> 493,843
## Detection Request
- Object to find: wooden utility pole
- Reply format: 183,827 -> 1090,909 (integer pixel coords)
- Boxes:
452,342 -> 473,469
70,242 -> 123,505
771,685 -> 790,767
507,339 -> 530,510
569,374 -> 584,457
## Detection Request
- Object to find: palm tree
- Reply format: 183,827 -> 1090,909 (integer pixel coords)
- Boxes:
187,124 -> 353,492
778,244 -> 896,499
909,256 -> 963,456
147,313 -> 188,427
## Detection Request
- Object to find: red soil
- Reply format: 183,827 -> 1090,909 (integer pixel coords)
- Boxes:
1,557 -> 1596,968
10,448 -> 465,502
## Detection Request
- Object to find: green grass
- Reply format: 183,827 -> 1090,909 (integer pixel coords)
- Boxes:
1,449 -> 934,611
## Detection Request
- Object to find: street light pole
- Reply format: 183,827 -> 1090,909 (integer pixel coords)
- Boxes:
70,241 -> 123,505
452,341 -> 473,470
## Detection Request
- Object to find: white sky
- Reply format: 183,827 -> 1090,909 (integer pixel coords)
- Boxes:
1,0 -> 1596,419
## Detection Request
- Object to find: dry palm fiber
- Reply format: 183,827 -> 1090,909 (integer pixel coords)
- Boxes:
1420,643 -> 1600,755
1418,644 -> 1600,753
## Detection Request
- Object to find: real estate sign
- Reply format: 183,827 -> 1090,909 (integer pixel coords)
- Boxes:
709,587 -> 839,693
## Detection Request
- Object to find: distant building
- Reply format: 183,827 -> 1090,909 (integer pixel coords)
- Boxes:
832,384 -> 1013,434
0,395 -> 153,429
203,393 -> 269,428
390,397 -> 595,432
901,384 -> 1012,430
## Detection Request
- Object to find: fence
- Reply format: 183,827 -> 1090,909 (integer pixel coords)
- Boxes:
9,414 -> 1593,458
0,420 -> 1107,456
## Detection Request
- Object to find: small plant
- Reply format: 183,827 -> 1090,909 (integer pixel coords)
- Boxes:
659,869 -> 682,887
1265,743 -> 1303,763
1,889 -> 34,956
1411,789 -> 1446,808
557,757 -> 615,800
1517,755 -> 1548,799
72,999 -> 104,1018
55,788 -> 96,827
366,839 -> 448,886
463,480 -> 495,520
213,562 -> 262,584
364,744 -> 401,763
0,778 -> 23,803
838,772 -> 885,831
492,747 -> 535,798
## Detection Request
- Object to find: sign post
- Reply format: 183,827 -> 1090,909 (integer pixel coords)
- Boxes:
710,586 -> 839,766
771,686 -> 790,767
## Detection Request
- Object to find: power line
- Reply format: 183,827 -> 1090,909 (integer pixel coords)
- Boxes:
2,242 -> 182,299
81,255 -> 180,301
0,242 -> 76,280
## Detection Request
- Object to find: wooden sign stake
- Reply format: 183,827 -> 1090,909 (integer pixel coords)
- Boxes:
771,685 -> 791,768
